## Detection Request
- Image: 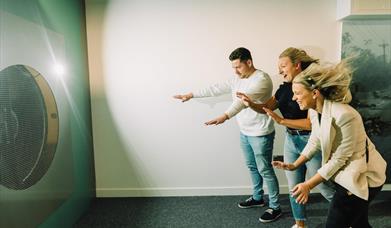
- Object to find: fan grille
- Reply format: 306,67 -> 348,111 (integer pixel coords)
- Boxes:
0,65 -> 58,190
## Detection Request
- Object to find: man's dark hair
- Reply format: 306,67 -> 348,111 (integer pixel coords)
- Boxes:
229,47 -> 252,62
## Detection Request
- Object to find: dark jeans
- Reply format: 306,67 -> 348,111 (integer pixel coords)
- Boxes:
326,183 -> 383,228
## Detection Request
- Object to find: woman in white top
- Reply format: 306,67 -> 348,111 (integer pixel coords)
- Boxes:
273,60 -> 387,228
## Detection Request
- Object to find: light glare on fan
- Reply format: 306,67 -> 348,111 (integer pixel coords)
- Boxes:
53,64 -> 65,76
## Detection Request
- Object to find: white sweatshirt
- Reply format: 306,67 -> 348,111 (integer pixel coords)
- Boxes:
193,70 -> 274,136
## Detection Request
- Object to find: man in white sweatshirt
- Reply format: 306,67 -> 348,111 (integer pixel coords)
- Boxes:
174,47 -> 281,223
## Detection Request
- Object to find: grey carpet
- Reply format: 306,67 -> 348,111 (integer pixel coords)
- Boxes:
75,193 -> 391,227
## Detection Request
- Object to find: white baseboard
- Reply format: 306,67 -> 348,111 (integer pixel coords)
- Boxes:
97,184 -> 391,197
96,185 -> 291,197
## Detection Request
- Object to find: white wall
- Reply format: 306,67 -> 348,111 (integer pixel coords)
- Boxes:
86,0 -> 342,197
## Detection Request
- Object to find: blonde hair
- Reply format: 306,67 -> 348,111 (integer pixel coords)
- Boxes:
293,60 -> 353,102
279,47 -> 319,70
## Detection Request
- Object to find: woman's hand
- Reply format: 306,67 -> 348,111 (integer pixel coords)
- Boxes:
291,182 -> 311,204
236,92 -> 253,107
263,107 -> 284,124
272,161 -> 297,171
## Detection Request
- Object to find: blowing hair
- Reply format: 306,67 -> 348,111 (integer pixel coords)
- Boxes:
279,47 -> 319,71
293,60 -> 353,102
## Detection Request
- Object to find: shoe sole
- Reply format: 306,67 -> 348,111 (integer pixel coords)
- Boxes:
258,212 -> 282,223
237,204 -> 265,209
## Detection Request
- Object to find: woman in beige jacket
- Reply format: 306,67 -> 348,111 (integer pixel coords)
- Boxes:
273,61 -> 387,228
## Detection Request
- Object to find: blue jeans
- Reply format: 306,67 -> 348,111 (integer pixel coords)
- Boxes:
284,133 -> 335,221
240,131 -> 280,210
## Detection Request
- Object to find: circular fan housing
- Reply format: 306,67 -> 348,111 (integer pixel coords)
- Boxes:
0,65 -> 59,190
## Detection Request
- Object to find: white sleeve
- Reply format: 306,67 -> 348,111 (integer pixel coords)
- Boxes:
301,130 -> 321,159
317,112 -> 357,180
301,110 -> 322,159
192,79 -> 232,98
225,73 -> 273,118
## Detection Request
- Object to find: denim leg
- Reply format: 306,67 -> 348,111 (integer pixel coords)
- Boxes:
284,134 -> 307,221
306,152 -> 335,202
247,131 -> 280,209
240,133 -> 264,201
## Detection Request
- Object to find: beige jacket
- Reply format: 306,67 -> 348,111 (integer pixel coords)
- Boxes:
302,99 -> 386,200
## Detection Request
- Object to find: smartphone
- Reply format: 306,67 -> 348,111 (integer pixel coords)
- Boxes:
273,155 -> 284,162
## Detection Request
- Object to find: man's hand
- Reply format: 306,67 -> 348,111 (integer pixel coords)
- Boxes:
291,182 -> 311,204
263,107 -> 284,124
204,114 -> 229,125
272,161 -> 297,171
173,93 -> 193,102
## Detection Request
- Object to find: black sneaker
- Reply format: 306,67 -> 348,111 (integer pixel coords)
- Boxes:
238,197 -> 265,208
259,208 -> 282,223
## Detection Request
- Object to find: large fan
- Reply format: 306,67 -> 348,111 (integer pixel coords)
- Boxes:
0,65 -> 59,190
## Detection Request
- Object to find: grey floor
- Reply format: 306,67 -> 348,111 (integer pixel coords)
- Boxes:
75,193 -> 391,227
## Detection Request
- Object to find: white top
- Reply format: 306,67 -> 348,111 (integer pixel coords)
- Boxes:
193,69 -> 274,136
